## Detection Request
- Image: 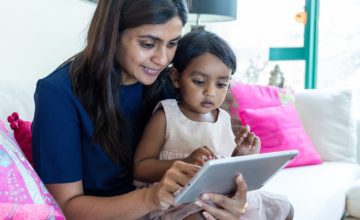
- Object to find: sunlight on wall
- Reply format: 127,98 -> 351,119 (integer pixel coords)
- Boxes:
0,0 -> 95,83
191,0 -> 360,92
317,0 -> 360,90
190,0 -> 306,90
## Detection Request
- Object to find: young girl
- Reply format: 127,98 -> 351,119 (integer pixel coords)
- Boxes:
133,31 -> 293,220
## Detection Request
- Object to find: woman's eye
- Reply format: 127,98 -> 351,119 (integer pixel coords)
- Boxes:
140,42 -> 155,49
168,41 -> 178,48
193,80 -> 205,86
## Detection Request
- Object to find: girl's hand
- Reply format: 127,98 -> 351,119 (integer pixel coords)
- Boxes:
194,174 -> 248,220
232,125 -> 260,156
150,161 -> 200,210
183,146 -> 216,166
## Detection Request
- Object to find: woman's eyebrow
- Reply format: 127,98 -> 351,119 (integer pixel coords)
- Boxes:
138,35 -> 182,42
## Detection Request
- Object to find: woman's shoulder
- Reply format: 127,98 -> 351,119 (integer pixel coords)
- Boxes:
36,62 -> 73,93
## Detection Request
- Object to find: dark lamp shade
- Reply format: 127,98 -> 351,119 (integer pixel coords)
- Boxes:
189,0 -> 237,23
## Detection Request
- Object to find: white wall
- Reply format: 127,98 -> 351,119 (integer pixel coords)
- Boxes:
0,0 -> 95,83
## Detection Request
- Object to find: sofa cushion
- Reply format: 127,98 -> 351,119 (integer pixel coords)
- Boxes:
7,112 -> 33,166
231,83 -> 281,111
240,104 -> 322,167
231,83 -> 321,167
263,162 -> 360,220
0,119 -> 64,219
347,180 -> 360,218
295,89 -> 357,162
0,80 -> 36,123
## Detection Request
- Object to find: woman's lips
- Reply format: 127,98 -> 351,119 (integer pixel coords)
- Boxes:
141,65 -> 161,76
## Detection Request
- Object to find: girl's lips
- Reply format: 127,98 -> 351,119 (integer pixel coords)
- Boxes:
201,101 -> 214,108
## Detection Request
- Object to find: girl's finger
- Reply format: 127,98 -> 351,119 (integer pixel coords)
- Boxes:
246,132 -> 255,145
202,146 -> 216,159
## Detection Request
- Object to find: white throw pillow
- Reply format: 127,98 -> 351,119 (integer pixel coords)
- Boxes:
295,89 -> 357,162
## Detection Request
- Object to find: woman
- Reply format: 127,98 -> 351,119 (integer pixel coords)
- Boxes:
32,0 -> 248,219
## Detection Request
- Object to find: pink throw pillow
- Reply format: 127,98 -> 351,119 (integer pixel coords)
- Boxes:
231,83 -> 282,112
7,112 -> 33,166
0,119 -> 64,219
240,104 -> 322,167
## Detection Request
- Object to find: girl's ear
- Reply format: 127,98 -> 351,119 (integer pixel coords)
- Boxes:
170,68 -> 181,88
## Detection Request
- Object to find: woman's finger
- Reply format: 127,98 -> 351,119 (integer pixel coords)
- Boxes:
195,198 -> 229,220
232,174 -> 248,204
202,211 -> 218,220
165,161 -> 200,187
157,161 -> 200,207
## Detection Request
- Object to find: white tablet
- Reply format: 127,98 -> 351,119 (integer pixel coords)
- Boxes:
174,150 -> 298,204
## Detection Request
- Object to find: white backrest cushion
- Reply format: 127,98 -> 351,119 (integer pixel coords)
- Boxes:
295,89 -> 357,162
0,80 -> 36,125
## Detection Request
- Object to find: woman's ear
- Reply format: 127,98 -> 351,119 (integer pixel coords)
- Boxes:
170,68 -> 181,88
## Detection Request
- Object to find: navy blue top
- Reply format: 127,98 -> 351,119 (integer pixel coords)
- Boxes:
32,63 -> 149,196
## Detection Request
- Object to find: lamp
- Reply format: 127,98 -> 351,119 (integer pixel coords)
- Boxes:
189,0 -> 237,31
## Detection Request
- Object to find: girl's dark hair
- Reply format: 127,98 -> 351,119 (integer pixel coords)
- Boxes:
69,0 -> 190,167
173,30 -> 237,75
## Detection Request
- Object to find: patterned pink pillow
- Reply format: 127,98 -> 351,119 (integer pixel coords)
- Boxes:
0,119 -> 65,219
240,104 -> 322,167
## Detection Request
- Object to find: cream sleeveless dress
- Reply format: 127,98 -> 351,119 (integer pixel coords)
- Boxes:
158,99 -> 236,160
139,100 -> 292,220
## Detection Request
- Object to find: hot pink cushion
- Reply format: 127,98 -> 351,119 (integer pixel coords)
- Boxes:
7,112 -> 33,166
240,104 -> 322,167
231,84 -> 282,112
0,119 -> 64,219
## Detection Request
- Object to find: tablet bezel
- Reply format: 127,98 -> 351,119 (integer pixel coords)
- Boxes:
174,150 -> 298,204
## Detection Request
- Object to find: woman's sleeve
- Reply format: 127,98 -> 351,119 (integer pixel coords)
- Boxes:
32,78 -> 82,184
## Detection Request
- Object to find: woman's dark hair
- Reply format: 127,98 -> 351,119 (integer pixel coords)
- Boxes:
69,0 -> 190,167
173,30 -> 237,75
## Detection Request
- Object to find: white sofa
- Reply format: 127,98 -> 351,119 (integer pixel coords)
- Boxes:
1,82 -> 360,220
262,89 -> 360,220
1,0 -> 360,219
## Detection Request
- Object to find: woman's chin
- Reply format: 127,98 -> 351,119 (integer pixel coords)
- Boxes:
139,76 -> 159,85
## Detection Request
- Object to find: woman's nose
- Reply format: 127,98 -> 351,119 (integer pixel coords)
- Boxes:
152,47 -> 169,66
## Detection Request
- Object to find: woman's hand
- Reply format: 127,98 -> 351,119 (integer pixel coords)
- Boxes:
183,146 -> 216,166
150,161 -> 200,210
232,125 -> 260,156
194,174 -> 248,220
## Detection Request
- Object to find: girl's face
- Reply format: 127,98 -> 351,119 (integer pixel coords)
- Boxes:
172,52 -> 232,121
116,17 -> 183,85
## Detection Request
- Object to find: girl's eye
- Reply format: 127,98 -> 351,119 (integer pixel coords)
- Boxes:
217,82 -> 228,88
140,41 -> 155,49
193,80 -> 205,86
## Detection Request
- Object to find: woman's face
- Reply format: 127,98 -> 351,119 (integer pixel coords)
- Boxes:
117,17 -> 183,85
